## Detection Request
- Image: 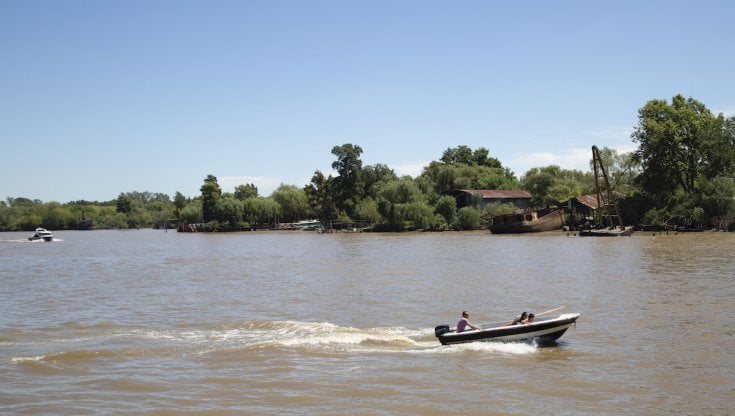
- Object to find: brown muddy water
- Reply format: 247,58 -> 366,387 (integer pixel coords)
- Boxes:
1,229 -> 733,415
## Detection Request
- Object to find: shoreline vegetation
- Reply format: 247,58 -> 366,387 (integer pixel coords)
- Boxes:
2,95 -> 734,233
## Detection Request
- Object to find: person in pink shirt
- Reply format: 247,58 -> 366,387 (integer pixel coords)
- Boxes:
456,311 -> 481,332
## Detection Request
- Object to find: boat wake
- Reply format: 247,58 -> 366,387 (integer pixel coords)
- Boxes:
8,320 -> 539,366
0,238 -> 62,243
197,320 -> 432,353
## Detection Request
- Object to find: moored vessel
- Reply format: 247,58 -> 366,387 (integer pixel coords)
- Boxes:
489,207 -> 564,234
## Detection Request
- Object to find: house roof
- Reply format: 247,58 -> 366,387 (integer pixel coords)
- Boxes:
575,194 -> 600,209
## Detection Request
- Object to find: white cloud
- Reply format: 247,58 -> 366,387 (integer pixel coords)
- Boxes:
717,106 -> 735,117
584,126 -> 634,143
506,142 -> 638,177
393,161 -> 428,177
583,126 -> 639,154
503,126 -> 638,175
506,148 -> 592,176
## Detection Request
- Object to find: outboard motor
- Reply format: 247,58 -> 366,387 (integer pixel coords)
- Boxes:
434,325 -> 451,337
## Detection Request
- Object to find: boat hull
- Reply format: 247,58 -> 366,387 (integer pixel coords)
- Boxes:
489,209 -> 564,234
579,226 -> 634,237
435,313 -> 580,346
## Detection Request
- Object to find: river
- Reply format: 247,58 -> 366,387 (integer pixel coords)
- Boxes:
1,229 -> 733,415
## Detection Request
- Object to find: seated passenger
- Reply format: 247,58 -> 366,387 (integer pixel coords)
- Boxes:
522,313 -> 535,324
456,311 -> 481,332
510,312 -> 528,325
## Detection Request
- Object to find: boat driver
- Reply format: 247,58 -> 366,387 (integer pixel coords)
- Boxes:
456,311 -> 481,332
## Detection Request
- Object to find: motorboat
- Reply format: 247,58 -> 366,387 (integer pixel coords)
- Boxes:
28,227 -> 54,242
434,313 -> 580,345
292,219 -> 322,230
579,225 -> 634,237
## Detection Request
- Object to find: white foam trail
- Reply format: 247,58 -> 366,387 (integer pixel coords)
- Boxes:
446,341 -> 538,354
8,321 -> 541,360
10,355 -> 47,364
204,321 -> 541,355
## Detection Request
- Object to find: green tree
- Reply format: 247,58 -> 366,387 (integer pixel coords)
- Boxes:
596,147 -> 639,196
355,197 -> 381,224
331,143 -> 364,217
173,191 -> 187,222
457,206 -> 482,230
632,95 -> 734,196
440,145 -> 475,165
242,197 -> 281,226
304,170 -> 337,224
421,146 -> 517,194
434,195 -> 457,225
482,202 -> 517,218
14,213 -> 43,230
271,184 -> 310,222
0,202 -> 10,229
521,166 -> 591,206
630,95 -> 735,227
200,175 -> 222,223
44,204 -> 75,229
440,145 -> 503,168
361,163 -> 397,200
376,177 -> 430,230
181,201 -> 203,224
398,201 -> 435,230
116,193 -> 133,214
234,184 -> 258,200
214,194 -> 244,228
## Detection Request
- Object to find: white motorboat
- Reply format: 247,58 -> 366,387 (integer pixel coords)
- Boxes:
28,227 -> 54,242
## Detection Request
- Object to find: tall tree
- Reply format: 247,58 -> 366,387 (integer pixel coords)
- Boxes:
173,191 -> 187,221
440,145 -> 475,165
422,145 -> 517,194
304,170 -> 337,223
200,175 -> 222,223
631,95 -> 734,196
361,163 -> 397,200
234,184 -> 258,200
116,193 -> 132,214
330,143 -> 364,217
440,145 -> 503,168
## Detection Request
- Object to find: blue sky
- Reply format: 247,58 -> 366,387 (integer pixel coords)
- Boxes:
2,1 -> 734,202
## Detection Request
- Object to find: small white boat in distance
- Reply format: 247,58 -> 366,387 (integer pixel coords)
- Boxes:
28,227 -> 54,242
292,219 -> 322,229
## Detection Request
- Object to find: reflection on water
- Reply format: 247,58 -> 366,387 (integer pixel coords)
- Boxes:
1,230 -> 733,415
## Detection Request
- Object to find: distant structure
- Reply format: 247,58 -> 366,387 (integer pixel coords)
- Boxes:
78,215 -> 94,230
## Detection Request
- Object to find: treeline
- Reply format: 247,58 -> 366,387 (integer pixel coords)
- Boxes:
0,192 -> 175,231
2,94 -> 734,232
